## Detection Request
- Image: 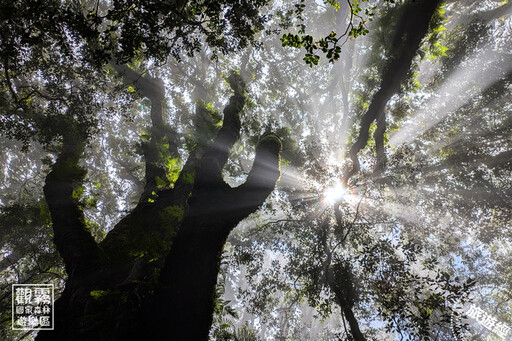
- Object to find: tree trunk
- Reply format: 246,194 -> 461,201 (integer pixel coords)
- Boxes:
36,74 -> 282,340
344,0 -> 442,181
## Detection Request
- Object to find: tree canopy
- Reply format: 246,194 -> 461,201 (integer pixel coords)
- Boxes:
1,0 -> 512,340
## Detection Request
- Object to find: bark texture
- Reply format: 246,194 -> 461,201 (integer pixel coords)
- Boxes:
36,73 -> 281,340
153,75 -> 281,340
344,0 -> 442,181
327,262 -> 366,341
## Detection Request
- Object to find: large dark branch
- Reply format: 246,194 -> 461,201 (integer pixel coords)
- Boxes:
154,134 -> 281,341
101,74 -> 247,272
326,262 -> 366,341
111,63 -> 179,200
100,72 -> 232,265
374,112 -> 387,175
154,78 -> 281,338
225,134 -> 282,229
43,133 -> 101,278
344,0 -> 442,181
195,73 -> 246,188
342,305 -> 366,341
110,63 -> 165,101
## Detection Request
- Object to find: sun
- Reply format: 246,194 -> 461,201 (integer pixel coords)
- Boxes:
323,182 -> 346,204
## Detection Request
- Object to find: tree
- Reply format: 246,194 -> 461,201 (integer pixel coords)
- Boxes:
1,0 -> 281,339
1,0 -> 512,340
215,1 -> 512,340
38,71 -> 280,340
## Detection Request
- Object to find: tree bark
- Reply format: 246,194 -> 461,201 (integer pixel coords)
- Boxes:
37,74 -> 282,340
153,75 -> 281,340
42,131 -> 102,278
326,263 -> 366,341
110,63 -> 179,201
344,0 -> 442,181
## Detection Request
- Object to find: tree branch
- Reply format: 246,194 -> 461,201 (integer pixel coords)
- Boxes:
154,133 -> 281,340
153,78 -> 281,340
326,262 -> 366,341
43,132 -> 101,277
483,149 -> 512,169
374,111 -> 387,175
194,73 -> 246,189
224,134 -> 282,230
111,63 -> 179,200
344,0 -> 442,181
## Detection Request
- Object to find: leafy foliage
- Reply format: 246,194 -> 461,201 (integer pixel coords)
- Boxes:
1,0 -> 512,339
281,0 -> 397,66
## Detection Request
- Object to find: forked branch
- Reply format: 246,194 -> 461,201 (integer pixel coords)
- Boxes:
344,0 -> 442,182
43,131 -> 101,277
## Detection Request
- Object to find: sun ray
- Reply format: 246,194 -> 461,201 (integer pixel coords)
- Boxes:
389,44 -> 512,147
